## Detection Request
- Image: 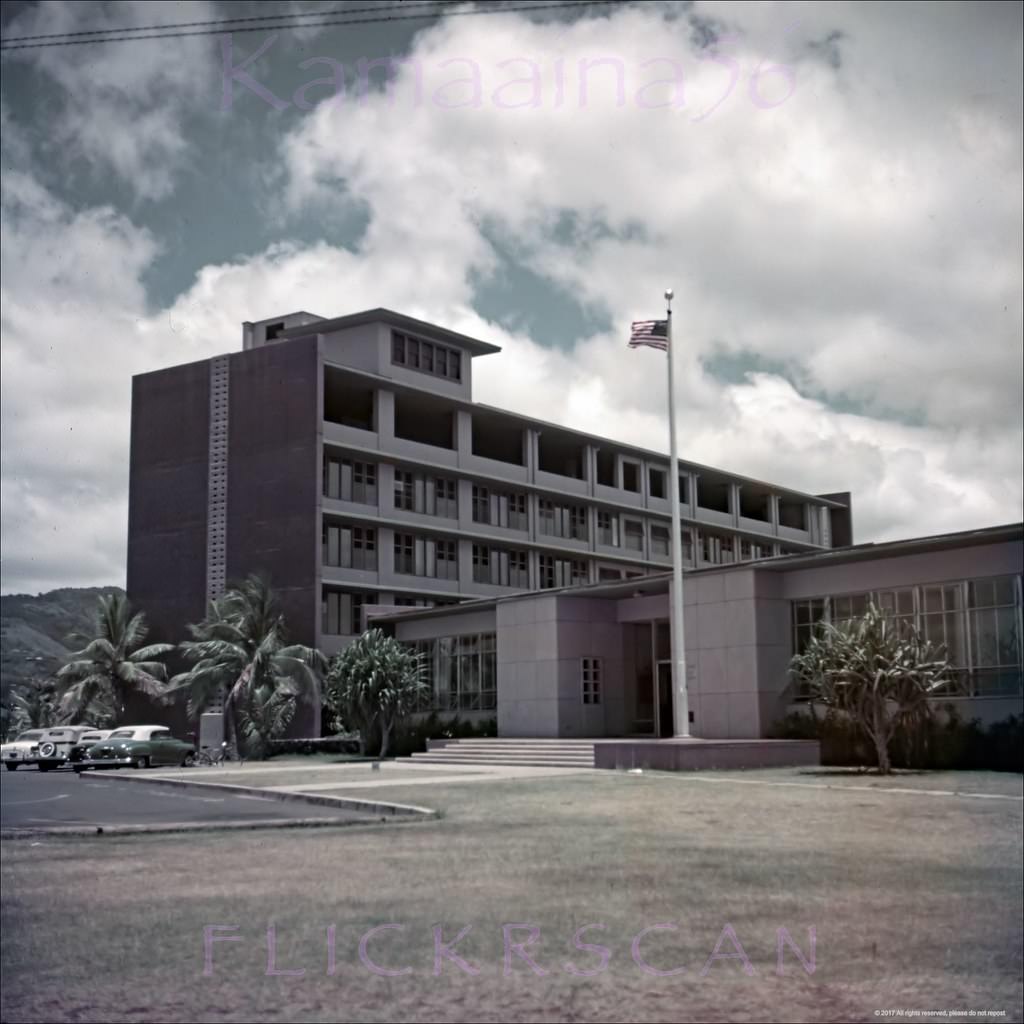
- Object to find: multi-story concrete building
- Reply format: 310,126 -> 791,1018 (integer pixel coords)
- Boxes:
127,308 -> 852,680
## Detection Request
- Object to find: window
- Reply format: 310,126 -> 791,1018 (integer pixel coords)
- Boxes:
597,510 -> 619,547
623,520 -> 644,552
394,470 -> 415,511
391,331 -> 462,382
539,555 -> 588,589
651,524 -> 670,556
394,533 -> 459,581
472,545 -> 530,587
582,657 -> 602,704
394,469 -> 457,518
322,524 -> 377,570
649,468 -> 666,499
790,575 -> 1023,700
394,533 -> 415,575
432,478 -> 458,519
324,457 -> 378,505
538,499 -> 588,541
409,633 -> 496,711
471,485 -> 528,530
435,539 -> 458,580
322,591 -> 369,636
622,461 -> 640,492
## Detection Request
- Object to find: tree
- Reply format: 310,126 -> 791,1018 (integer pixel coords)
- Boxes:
790,602 -> 956,774
7,677 -> 60,734
166,574 -> 324,757
237,681 -> 298,760
324,629 -> 426,758
57,594 -> 173,726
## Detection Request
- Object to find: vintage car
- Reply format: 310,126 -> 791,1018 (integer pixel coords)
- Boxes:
66,729 -> 113,765
75,725 -> 196,771
32,725 -> 102,771
2,729 -> 48,770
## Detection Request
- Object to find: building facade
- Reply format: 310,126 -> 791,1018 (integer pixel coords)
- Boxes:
372,524 -> 1024,739
127,308 -> 851,682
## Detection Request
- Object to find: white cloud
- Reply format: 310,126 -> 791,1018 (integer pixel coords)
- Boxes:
3,0 -> 219,200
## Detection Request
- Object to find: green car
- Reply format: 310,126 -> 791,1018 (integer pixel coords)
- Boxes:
75,724 -> 196,771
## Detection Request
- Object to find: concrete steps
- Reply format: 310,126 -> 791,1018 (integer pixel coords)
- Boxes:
411,738 -> 597,769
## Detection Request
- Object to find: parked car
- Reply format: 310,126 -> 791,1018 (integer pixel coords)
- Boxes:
2,729 -> 48,771
75,725 -> 196,771
66,729 -> 112,765
32,725 -> 101,771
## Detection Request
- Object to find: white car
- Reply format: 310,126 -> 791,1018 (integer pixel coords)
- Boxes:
2,729 -> 48,771
31,725 -> 100,772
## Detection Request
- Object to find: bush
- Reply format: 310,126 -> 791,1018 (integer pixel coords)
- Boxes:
389,713 -> 498,758
266,734 -> 362,757
770,709 -> 1023,773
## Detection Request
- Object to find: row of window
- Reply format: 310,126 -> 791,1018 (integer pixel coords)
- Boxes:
792,575 -> 1023,698
322,518 -> 783,584
391,331 -> 462,382
321,590 -> 462,636
323,460 -> 784,564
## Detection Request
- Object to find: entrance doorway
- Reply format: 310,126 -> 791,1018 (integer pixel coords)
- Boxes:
656,660 -> 674,737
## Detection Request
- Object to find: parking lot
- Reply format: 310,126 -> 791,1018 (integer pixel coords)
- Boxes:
0,764 -> 380,833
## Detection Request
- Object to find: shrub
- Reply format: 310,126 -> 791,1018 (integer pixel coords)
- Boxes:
389,713 -> 498,758
266,735 -> 362,757
770,709 -> 1022,773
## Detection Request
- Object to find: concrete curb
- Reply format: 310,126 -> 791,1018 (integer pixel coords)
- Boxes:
0,817 -> 399,840
87,770 -> 440,820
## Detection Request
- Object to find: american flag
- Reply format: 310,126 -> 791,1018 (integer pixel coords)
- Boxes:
628,319 -> 669,351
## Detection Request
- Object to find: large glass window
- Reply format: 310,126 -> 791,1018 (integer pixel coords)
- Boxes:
410,633 -> 497,711
790,575 -> 1022,699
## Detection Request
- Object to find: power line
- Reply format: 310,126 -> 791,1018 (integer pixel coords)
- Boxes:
0,2 -> 451,45
0,1 -> 623,52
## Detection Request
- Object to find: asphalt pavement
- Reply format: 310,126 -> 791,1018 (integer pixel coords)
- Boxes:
0,764 -> 379,834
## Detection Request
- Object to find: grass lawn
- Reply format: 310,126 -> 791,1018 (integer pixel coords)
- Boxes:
1,768 -> 1021,1023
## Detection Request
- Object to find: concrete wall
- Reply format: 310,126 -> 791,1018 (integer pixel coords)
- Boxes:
127,359 -> 211,647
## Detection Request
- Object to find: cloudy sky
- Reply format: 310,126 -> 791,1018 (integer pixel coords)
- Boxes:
1,0 -> 1021,595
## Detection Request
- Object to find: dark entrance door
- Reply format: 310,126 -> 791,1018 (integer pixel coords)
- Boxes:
656,661 -> 674,737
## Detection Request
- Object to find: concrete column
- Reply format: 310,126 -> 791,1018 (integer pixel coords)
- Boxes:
458,538 -> 475,589
457,477 -> 473,529
525,428 -> 539,482
585,444 -> 597,495
769,494 -> 780,536
689,472 -> 700,516
729,483 -> 741,526
455,409 -> 472,462
376,388 -> 395,443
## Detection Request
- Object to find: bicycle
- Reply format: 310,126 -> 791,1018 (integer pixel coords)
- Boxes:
192,742 -> 245,767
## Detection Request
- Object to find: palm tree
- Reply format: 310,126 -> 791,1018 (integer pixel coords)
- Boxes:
165,574 -> 324,757
9,677 -> 60,732
57,594 -> 173,726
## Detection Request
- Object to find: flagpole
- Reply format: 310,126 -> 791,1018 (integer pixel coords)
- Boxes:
665,288 -> 691,738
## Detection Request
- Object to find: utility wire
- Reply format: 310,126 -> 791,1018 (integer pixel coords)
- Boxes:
0,2 -> 454,44
1,1 -> 623,52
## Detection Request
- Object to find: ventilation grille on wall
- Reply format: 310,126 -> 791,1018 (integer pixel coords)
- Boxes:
205,356 -> 230,714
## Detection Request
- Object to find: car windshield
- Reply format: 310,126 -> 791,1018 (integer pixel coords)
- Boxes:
109,729 -> 136,738
16,731 -> 44,741
80,735 -> 104,743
